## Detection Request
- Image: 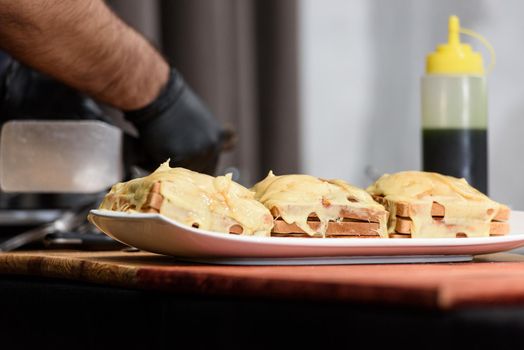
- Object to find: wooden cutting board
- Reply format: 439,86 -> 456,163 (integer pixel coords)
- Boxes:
2,250 -> 524,310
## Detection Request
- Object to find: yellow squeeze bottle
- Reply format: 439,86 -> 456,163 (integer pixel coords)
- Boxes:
421,15 -> 493,194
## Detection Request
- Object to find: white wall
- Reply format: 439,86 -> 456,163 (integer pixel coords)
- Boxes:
299,0 -> 524,209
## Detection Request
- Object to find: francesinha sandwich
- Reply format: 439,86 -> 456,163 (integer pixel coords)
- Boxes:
367,171 -> 510,238
99,161 -> 274,236
252,172 -> 388,238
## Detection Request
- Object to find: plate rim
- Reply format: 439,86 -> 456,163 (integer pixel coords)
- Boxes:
89,209 -> 524,248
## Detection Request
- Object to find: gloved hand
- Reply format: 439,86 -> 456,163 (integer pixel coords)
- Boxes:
124,68 -> 230,175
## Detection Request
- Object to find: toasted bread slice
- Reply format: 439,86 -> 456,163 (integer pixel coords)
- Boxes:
272,219 -> 381,238
269,206 -> 385,224
372,194 -> 510,238
394,217 -> 509,237
269,207 -> 383,238
373,195 -> 510,222
105,181 -> 252,235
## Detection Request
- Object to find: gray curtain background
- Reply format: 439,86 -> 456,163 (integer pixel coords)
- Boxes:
108,0 -> 299,186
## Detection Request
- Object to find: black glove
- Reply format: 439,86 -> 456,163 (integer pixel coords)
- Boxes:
124,68 -> 229,175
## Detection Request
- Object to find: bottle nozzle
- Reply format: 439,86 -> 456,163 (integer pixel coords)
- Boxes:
448,15 -> 460,45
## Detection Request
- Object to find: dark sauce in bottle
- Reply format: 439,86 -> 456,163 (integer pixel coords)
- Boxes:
422,128 -> 487,194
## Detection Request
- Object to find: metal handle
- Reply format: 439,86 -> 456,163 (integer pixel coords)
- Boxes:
0,224 -> 55,252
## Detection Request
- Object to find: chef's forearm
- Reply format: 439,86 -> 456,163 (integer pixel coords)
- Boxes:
0,0 -> 169,110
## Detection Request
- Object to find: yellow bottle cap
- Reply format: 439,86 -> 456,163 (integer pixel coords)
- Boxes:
426,15 -> 484,75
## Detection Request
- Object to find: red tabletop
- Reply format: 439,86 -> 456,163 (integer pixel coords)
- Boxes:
2,250 -> 524,309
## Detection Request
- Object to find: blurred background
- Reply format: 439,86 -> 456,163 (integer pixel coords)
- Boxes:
107,0 -> 524,209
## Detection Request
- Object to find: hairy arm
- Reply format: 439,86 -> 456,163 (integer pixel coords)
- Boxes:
0,0 -> 169,110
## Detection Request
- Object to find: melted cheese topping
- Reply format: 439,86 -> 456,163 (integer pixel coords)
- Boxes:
252,171 -> 388,237
99,161 -> 274,236
366,171 -> 502,238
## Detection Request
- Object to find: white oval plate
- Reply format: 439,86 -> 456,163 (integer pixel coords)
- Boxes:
88,209 -> 524,265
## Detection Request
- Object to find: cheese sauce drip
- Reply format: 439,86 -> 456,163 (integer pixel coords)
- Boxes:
99,161 -> 274,236
252,171 -> 388,237
366,171 -> 502,238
